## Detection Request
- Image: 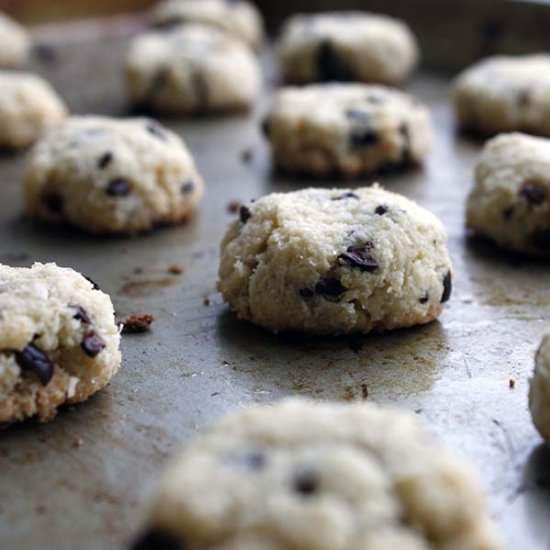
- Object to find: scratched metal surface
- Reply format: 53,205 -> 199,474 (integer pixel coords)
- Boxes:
0,22 -> 549,550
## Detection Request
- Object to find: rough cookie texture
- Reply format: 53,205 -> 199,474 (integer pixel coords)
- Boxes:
126,24 -> 260,114
278,12 -> 419,85
0,72 -> 67,149
263,84 -> 431,178
0,13 -> 31,68
218,186 -> 452,335
0,263 -> 121,424
530,334 -> 550,443
131,399 -> 500,550
453,54 -> 550,136
23,116 -> 204,234
152,0 -> 264,49
466,133 -> 550,256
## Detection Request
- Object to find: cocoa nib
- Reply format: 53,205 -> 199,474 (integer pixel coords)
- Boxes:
81,332 -> 106,358
15,344 -> 54,386
338,242 -> 378,272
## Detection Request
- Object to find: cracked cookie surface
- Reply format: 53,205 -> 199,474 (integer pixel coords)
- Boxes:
131,399 -> 500,550
0,263 -> 121,424
23,115 -> 203,234
218,186 -> 451,334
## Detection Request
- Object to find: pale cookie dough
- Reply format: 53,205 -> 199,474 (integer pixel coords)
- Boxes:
218,186 -> 452,335
278,12 -> 419,86
263,84 -> 431,178
126,24 -> 260,114
466,133 -> 550,256
0,13 -> 31,68
530,333 -> 550,443
0,71 -> 67,149
0,263 -> 121,424
453,54 -> 550,136
23,116 -> 203,234
152,0 -> 264,49
130,399 -> 501,550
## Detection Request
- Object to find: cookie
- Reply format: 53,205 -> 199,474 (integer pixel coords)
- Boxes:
152,0 -> 264,49
218,186 -> 452,335
263,84 -> 431,178
130,399 -> 500,550
530,333 -> 550,443
0,263 -> 121,424
0,71 -> 67,149
0,13 -> 31,68
278,12 -> 419,86
466,133 -> 550,256
126,24 -> 260,114
453,54 -> 550,136
23,116 -> 204,234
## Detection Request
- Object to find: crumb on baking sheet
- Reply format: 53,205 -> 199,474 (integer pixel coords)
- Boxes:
203,297 -> 211,306
227,200 -> 241,214
167,264 -> 184,275
241,148 -> 254,163
509,378 -> 515,389
122,314 -> 156,334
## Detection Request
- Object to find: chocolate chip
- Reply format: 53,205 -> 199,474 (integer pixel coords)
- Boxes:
315,277 -> 346,300
520,180 -> 546,205
146,122 -> 167,141
293,469 -> 319,497
98,152 -> 113,169
503,207 -> 514,220
338,242 -> 378,272
71,305 -> 91,324
331,192 -> 359,201
81,332 -> 106,358
317,40 -> 353,82
299,288 -> 314,298
240,206 -> 251,224
181,181 -> 194,194
441,271 -> 452,303
106,178 -> 130,197
419,293 -> 429,304
84,276 -> 100,291
130,529 -> 182,550
375,205 -> 388,215
349,127 -> 378,149
15,344 -> 54,386
42,193 -> 63,214
531,229 -> 550,250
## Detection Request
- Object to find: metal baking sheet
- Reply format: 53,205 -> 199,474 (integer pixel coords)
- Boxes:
0,19 -> 549,550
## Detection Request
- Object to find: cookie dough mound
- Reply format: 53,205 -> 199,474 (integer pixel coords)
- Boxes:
23,116 -> 204,234
0,263 -> 121,424
0,13 -> 31,68
278,12 -> 419,86
131,399 -> 501,550
453,54 -> 550,136
152,0 -> 264,49
218,186 -> 452,335
0,72 -> 67,149
263,84 -> 431,178
466,133 -> 550,256
126,24 -> 260,114
530,334 -> 550,442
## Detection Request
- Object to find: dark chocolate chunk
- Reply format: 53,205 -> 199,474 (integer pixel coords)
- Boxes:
419,293 -> 429,304
181,181 -> 194,194
293,469 -> 319,497
106,178 -> 131,197
42,193 -> 63,214
130,529 -> 182,550
520,180 -> 546,205
317,40 -> 353,82
315,277 -> 346,300
338,242 -> 378,272
299,288 -> 314,298
15,344 -> 54,386
240,206 -> 251,224
503,207 -> 514,220
84,276 -> 100,291
375,205 -> 388,215
441,271 -> 452,303
81,332 -> 106,358
531,229 -> 550,250
331,192 -> 359,201
98,152 -> 113,169
350,127 -> 378,149
71,305 -> 91,324
146,122 -> 167,141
